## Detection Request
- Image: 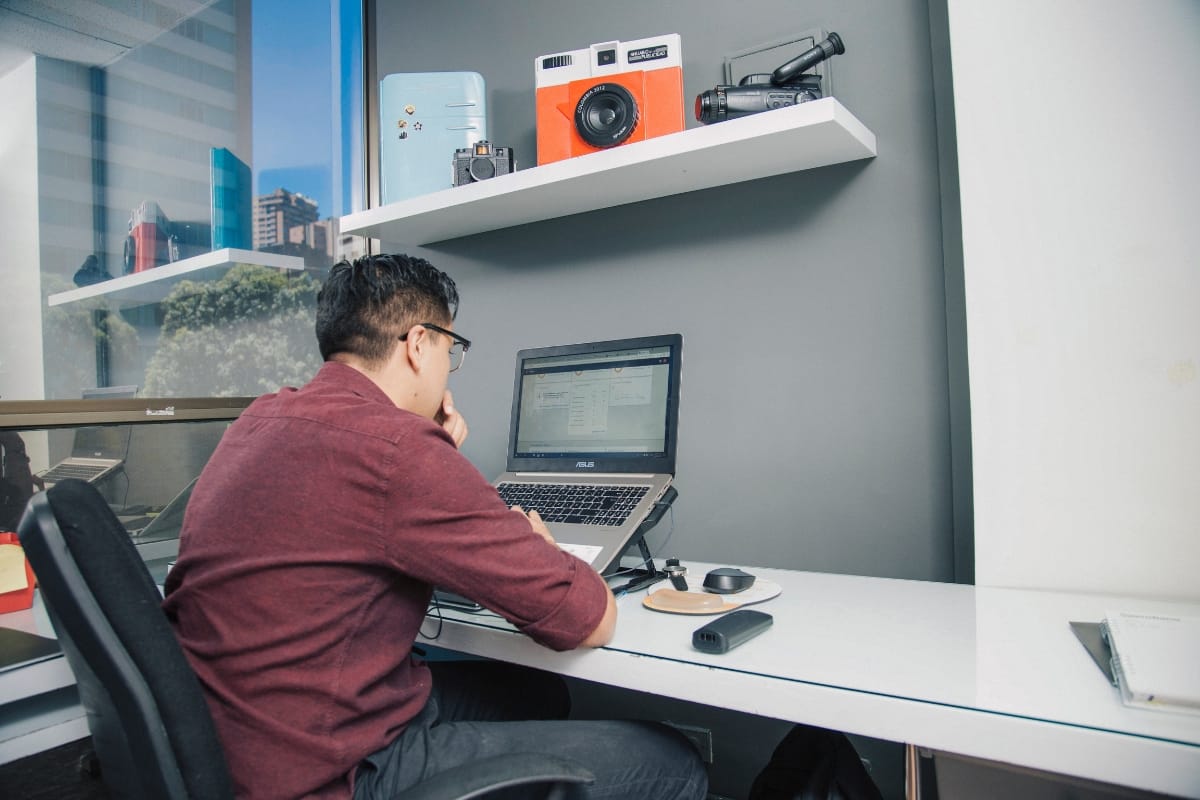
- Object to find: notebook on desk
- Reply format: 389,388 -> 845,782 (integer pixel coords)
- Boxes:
1102,610 -> 1200,714
492,334 -> 683,575
0,627 -> 62,673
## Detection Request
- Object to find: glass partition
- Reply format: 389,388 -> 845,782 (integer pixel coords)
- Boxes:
1,397 -> 251,574
0,0 -> 365,404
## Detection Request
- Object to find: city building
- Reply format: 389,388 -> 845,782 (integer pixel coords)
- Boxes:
253,187 -> 319,250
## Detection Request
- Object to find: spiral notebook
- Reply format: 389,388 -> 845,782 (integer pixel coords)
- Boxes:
1101,611 -> 1200,715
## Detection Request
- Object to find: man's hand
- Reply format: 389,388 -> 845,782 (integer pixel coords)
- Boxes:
511,506 -> 556,546
437,390 -> 468,448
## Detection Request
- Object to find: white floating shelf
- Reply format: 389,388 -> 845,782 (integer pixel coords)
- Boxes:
48,248 -> 306,309
341,97 -> 876,246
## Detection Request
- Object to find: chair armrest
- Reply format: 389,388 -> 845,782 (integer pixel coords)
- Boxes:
395,752 -> 594,800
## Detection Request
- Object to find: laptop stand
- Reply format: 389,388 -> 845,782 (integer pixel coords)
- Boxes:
605,486 -> 678,595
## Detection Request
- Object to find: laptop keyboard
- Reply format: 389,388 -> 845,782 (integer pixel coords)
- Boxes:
40,463 -> 110,483
496,482 -> 650,526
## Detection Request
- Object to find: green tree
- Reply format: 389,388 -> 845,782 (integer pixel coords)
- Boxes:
142,265 -> 322,397
39,273 -> 139,399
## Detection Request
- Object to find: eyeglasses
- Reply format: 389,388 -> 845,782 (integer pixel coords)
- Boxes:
400,322 -> 471,372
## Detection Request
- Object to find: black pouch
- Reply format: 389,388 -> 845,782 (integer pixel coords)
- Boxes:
749,724 -> 884,800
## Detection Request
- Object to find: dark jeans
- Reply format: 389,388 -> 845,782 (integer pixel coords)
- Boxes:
353,660 -> 708,800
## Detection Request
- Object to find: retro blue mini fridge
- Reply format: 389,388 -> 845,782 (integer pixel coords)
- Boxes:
379,71 -> 486,204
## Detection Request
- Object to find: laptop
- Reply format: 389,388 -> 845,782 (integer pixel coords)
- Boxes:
493,333 -> 683,575
122,477 -> 198,539
39,423 -> 132,486
39,386 -> 138,487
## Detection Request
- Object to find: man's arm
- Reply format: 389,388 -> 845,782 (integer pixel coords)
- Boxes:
520,507 -> 617,649
580,590 -> 617,647
441,397 -> 614,644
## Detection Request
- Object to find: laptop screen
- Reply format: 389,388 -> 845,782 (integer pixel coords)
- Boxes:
506,334 -> 682,474
72,386 -> 137,459
72,424 -> 132,460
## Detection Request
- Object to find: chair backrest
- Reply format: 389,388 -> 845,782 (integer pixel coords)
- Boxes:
17,479 -> 233,800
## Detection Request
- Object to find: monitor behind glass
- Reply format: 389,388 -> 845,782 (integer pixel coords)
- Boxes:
506,333 -> 682,474
75,385 -> 137,457
81,385 -> 138,400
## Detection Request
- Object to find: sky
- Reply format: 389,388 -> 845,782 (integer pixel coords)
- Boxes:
251,0 -> 356,219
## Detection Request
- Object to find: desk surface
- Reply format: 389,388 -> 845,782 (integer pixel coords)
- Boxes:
0,596 -> 71,707
421,563 -> 1200,798
0,556 -> 180,764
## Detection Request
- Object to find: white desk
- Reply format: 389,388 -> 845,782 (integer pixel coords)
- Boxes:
5,564 -> 1198,794
419,563 -> 1200,798
0,552 -> 175,765
0,595 -> 87,764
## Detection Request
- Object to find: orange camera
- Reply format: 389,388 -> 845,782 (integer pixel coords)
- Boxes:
534,34 -> 684,165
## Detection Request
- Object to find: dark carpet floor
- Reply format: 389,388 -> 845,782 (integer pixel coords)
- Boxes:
0,737 -> 109,800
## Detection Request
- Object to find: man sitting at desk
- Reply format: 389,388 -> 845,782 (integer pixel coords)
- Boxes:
163,253 -> 706,799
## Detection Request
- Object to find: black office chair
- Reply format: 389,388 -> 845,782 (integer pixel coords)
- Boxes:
18,479 -> 593,800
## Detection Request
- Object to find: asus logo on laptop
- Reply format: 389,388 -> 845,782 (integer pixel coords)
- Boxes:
576,461 -> 595,469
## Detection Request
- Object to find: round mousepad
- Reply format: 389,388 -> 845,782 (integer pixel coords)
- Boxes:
641,578 -> 782,615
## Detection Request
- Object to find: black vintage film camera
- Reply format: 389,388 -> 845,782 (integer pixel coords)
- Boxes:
452,140 -> 514,186
695,32 -> 845,124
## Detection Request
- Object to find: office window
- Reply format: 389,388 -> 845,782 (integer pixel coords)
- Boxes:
0,0 -> 365,402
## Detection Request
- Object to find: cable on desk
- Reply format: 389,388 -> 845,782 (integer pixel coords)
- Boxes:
117,468 -> 131,509
419,594 -> 445,641
422,596 -> 505,638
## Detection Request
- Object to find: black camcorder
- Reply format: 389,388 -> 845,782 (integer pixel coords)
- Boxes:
695,32 -> 845,125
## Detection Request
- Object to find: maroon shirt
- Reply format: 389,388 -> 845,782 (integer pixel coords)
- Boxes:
163,362 -> 609,799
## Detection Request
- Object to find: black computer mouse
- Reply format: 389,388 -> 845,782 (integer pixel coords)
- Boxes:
702,567 -> 756,594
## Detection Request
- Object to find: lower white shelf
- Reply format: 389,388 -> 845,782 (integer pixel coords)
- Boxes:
48,249 -> 306,310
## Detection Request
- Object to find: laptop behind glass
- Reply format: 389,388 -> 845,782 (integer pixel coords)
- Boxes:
124,477 -> 198,538
39,386 -> 137,486
493,334 -> 683,574
39,424 -> 131,485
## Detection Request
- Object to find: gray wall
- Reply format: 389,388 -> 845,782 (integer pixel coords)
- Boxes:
371,3 -> 955,796
372,0 -> 959,585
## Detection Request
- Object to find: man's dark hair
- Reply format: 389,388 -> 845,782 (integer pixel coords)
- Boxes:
316,253 -> 459,364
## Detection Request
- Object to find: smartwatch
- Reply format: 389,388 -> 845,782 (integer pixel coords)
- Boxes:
664,558 -> 689,591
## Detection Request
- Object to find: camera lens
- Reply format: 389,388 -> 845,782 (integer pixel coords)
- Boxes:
574,83 -> 639,148
469,158 -> 497,181
694,88 -> 725,124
